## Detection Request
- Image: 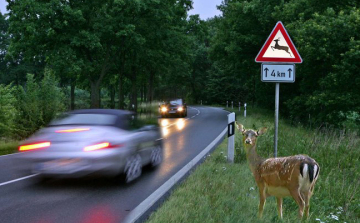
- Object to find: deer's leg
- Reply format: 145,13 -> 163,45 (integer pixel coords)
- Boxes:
276,197 -> 283,219
258,184 -> 266,218
289,188 -> 305,219
303,187 -> 314,219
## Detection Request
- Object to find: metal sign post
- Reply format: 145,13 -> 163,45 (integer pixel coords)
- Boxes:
227,112 -> 235,163
274,83 -> 279,157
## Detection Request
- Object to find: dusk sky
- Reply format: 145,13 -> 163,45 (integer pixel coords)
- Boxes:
189,0 -> 223,20
0,0 -> 223,20
0,0 -> 7,15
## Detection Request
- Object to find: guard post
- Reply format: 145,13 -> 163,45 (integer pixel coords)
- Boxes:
244,103 -> 247,118
227,112 -> 235,163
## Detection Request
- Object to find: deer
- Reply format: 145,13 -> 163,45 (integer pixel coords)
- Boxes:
236,122 -> 320,219
271,37 -> 292,57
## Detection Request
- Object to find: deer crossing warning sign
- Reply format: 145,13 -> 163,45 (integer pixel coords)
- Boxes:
255,21 -> 302,63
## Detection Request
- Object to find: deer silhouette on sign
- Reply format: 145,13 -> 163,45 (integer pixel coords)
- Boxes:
271,37 -> 292,57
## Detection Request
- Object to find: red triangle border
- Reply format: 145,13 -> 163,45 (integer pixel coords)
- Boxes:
255,21 -> 302,63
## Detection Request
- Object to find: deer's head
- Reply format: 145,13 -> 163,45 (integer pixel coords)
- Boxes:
236,122 -> 267,150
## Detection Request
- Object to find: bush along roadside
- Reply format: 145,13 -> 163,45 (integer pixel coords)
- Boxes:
0,69 -> 66,155
147,107 -> 359,223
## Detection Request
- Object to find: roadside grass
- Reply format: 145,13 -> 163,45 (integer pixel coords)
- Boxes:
147,106 -> 360,223
0,141 -> 19,156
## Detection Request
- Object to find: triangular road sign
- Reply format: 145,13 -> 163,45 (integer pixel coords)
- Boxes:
255,21 -> 302,63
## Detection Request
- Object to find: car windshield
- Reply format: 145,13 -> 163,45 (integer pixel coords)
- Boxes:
49,114 -> 118,126
170,99 -> 182,105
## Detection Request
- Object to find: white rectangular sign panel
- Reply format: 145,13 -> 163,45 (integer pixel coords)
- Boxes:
261,64 -> 295,83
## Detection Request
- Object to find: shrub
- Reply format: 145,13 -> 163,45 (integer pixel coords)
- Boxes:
14,70 -> 65,137
0,84 -> 17,139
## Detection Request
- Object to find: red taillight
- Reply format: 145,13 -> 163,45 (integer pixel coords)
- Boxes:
56,128 -> 90,133
83,142 -> 111,152
19,142 -> 51,151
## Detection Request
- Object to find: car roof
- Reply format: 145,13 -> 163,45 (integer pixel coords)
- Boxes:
63,109 -> 134,130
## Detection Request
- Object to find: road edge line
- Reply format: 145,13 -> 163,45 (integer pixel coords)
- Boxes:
0,174 -> 38,187
124,126 -> 227,223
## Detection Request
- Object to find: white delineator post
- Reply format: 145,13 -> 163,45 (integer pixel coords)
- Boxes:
239,102 -> 241,111
227,112 -> 235,163
244,103 -> 247,118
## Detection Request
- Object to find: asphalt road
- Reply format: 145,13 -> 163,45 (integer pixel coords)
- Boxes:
0,106 -> 229,223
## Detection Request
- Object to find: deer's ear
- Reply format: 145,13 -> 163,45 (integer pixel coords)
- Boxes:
257,127 -> 267,136
236,122 -> 245,134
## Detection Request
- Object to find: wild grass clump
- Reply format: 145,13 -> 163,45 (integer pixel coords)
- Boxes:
0,141 -> 19,156
147,106 -> 359,223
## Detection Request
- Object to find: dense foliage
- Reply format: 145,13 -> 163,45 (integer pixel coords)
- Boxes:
207,0 -> 360,130
1,0 -> 360,139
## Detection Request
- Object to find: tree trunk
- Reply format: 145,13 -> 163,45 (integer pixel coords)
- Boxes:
147,71 -> 154,103
70,80 -> 75,110
110,86 -> 115,109
90,63 -> 108,108
90,80 -> 101,108
140,83 -> 144,103
130,65 -> 137,113
118,72 -> 124,109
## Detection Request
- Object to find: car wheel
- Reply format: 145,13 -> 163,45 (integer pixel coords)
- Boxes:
124,154 -> 142,183
150,144 -> 163,167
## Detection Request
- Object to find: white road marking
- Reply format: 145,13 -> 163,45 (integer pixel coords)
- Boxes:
0,152 -> 19,158
0,174 -> 38,187
124,126 -> 227,223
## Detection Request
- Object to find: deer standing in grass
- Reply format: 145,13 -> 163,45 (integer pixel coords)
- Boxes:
236,123 -> 319,219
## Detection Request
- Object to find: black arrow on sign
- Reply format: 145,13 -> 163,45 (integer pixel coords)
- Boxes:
288,68 -> 292,78
264,68 -> 269,77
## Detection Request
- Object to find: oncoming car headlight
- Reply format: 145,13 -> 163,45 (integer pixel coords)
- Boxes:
177,106 -> 183,112
161,107 -> 168,112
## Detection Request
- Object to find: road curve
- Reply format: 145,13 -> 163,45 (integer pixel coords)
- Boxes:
0,106 -> 228,223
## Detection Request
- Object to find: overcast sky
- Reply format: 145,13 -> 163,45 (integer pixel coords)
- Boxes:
0,0 -> 7,15
0,0 -> 223,20
189,0 -> 223,20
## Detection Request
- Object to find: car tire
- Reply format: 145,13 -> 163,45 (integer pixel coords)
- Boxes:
124,154 -> 142,183
150,144 -> 163,168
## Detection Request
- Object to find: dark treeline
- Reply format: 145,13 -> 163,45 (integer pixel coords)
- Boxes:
208,0 -> 360,130
1,0 -> 360,139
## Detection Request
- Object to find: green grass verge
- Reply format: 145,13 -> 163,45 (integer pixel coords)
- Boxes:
147,106 -> 359,223
0,141 -> 19,156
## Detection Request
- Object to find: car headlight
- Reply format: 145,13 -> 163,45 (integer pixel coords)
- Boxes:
161,107 -> 168,112
177,106 -> 183,112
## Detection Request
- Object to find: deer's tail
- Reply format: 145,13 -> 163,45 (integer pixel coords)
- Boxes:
300,158 -> 320,183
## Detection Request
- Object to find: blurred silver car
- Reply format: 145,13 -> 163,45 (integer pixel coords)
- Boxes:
17,109 -> 163,183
